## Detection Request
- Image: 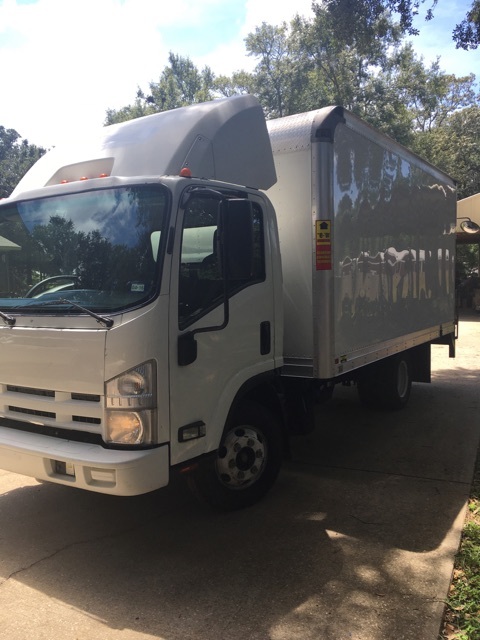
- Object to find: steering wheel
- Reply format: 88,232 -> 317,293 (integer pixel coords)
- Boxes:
25,275 -> 80,298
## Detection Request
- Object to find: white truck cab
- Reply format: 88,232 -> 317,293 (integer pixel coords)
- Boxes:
0,95 -> 457,509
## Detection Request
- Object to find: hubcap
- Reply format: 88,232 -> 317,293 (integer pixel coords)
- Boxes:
216,427 -> 267,489
397,360 -> 409,398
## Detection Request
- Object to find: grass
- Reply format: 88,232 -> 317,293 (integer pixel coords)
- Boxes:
441,448 -> 480,640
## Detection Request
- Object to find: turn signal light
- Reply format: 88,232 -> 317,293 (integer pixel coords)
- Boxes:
59,173 -> 111,185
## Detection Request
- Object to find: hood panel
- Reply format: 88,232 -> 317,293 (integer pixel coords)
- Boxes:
0,327 -> 105,394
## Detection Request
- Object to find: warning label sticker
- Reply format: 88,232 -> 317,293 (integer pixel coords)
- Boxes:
315,220 -> 332,271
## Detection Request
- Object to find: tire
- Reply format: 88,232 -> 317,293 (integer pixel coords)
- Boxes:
358,353 -> 412,411
187,401 -> 283,510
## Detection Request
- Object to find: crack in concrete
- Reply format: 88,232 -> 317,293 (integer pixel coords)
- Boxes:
0,517 -> 157,587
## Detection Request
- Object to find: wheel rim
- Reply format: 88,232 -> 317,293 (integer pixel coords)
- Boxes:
397,360 -> 410,398
216,426 -> 267,489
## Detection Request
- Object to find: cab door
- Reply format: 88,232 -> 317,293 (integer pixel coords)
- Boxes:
168,188 -> 277,467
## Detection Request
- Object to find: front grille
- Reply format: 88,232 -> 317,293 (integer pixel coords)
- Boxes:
0,416 -> 104,446
0,383 -> 103,434
9,406 -> 56,419
71,392 -> 101,403
72,415 -> 101,425
7,385 -> 54,398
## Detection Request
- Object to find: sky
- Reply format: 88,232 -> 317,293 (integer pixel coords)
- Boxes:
1,0 -> 479,149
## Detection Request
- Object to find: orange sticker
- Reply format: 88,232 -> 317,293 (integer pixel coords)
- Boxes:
316,220 -> 332,270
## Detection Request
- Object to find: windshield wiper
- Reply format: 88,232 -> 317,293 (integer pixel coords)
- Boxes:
58,298 -> 114,328
0,310 -> 16,327
26,298 -> 114,328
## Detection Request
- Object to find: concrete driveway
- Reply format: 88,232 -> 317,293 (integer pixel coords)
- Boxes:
0,313 -> 479,640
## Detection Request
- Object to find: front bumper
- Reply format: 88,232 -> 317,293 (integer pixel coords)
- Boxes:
0,426 -> 169,496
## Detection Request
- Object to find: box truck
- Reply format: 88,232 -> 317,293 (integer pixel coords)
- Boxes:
0,95 -> 456,509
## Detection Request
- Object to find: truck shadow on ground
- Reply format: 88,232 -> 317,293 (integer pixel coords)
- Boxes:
0,359 -> 476,639
0,469 -> 464,640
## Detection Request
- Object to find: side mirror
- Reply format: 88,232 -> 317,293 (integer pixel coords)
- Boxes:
178,331 -> 198,367
220,199 -> 254,280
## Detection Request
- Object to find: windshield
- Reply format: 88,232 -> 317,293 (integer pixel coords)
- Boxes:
0,185 -> 169,313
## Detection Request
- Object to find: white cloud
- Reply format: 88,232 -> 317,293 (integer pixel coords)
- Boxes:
1,0 -> 244,146
0,0 -> 478,149
195,0 -> 315,75
243,0 -> 314,33
0,0 -> 173,145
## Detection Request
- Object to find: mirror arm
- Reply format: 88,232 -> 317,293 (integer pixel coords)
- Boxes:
177,272 -> 230,367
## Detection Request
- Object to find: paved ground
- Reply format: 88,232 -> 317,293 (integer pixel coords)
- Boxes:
0,313 -> 479,640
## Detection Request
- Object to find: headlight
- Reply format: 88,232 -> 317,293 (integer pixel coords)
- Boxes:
105,361 -> 157,446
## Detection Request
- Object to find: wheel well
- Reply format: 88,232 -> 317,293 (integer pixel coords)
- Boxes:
409,343 -> 431,383
227,373 -> 286,432
354,345 -> 431,385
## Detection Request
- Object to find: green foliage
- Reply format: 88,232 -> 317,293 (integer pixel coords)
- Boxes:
240,9 -> 479,148
412,106 -> 480,199
240,8 -> 415,139
149,52 -> 215,110
213,70 -> 255,98
454,0 -> 480,50
321,0 -> 434,40
0,126 -> 45,198
444,448 -> 480,639
105,89 -> 156,125
385,46 -> 479,133
243,21 -> 311,118
106,52 -> 217,124
322,0 -> 480,50
103,9 -> 480,203
457,245 -> 479,279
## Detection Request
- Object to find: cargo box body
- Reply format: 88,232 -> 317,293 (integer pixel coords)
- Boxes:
267,107 -> 456,380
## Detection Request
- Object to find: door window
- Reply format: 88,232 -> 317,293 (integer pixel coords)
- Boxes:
179,195 -> 265,328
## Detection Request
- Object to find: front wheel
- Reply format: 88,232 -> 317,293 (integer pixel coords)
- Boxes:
187,402 -> 283,510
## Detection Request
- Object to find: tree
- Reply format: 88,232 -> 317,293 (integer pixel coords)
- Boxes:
103,11 -> 480,202
239,9 -> 409,128
377,43 -> 479,145
292,8 -> 404,114
453,0 -> 480,50
214,70 -> 255,98
149,53 -> 215,110
457,244 -> 479,279
105,89 -> 157,125
321,0 -> 480,50
0,126 -> 45,198
105,53 -> 217,124
242,10 -> 422,144
412,105 -> 480,199
392,50 -> 478,131
243,21 -> 311,118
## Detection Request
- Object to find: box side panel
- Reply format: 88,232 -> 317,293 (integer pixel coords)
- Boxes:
266,147 -> 314,371
329,121 -> 456,373
267,107 -> 456,380
311,140 -> 336,378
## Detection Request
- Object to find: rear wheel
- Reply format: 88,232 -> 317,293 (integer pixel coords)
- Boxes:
188,401 -> 283,510
358,353 -> 412,410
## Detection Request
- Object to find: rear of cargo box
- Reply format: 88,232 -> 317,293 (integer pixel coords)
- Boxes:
266,107 -> 456,380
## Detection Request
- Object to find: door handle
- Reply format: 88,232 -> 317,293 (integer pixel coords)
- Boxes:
260,321 -> 271,355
